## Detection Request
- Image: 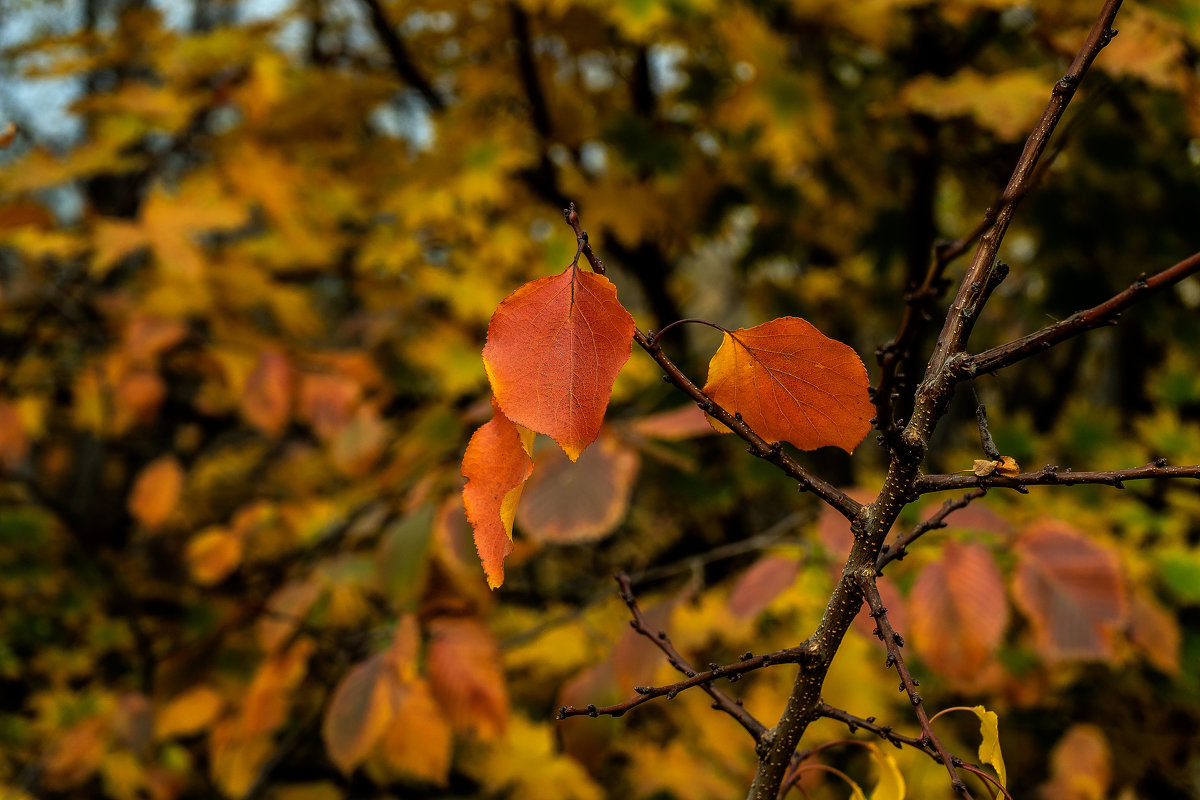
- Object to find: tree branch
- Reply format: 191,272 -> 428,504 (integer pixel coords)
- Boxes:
916,461 -> 1200,494
358,0 -> 445,111
855,573 -> 973,798
961,250 -> 1200,377
561,205 -> 864,522
556,574 -> 778,740
877,488 -> 987,571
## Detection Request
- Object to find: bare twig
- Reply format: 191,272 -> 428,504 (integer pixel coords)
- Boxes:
855,573 -> 972,798
562,205 -> 863,522
916,461 -> 1200,493
556,574 -> 780,740
877,488 -> 987,571
961,250 -> 1200,378
358,0 -> 445,110
817,703 -> 938,756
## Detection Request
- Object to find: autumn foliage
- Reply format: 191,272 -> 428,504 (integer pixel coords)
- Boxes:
1,1 -> 1200,800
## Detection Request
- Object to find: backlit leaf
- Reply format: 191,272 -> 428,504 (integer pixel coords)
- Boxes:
185,526 -> 244,585
1039,724 -> 1110,800
482,264 -> 635,461
866,741 -> 906,800
701,317 -> 872,453
516,431 -> 639,543
910,541 -> 1008,688
367,679 -> 451,786
462,398 -> 535,588
970,705 -> 1008,788
427,616 -> 508,739
1012,520 -> 1127,661
154,685 -> 223,740
128,455 -> 183,530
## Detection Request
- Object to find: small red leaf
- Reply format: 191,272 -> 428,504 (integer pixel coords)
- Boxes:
909,540 -> 1008,688
1012,520 -> 1127,661
728,555 -> 800,619
701,317 -> 873,453
242,349 -> 294,436
426,616 -> 508,739
482,265 -> 635,461
462,398 -> 535,589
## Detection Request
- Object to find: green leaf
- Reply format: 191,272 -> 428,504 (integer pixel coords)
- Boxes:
1157,548 -> 1200,605
971,705 -> 1007,787
378,506 -> 434,611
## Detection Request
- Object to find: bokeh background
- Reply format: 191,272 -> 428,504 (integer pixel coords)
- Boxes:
2,0 -> 1200,798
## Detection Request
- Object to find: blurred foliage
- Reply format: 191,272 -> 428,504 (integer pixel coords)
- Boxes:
1,0 -> 1199,798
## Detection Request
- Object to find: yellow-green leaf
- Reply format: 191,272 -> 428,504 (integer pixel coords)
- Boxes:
972,705 -> 1007,787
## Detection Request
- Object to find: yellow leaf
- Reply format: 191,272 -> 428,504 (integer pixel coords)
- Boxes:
155,685 -> 223,740
866,742 -> 906,800
185,526 -> 244,585
971,705 -> 1008,788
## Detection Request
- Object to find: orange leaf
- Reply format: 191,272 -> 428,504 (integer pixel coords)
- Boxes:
185,526 -> 243,585
242,349 -> 294,436
728,555 -> 800,619
482,264 -> 635,461
128,455 -> 184,529
909,540 -> 1008,688
0,399 -> 29,471
427,616 -> 508,739
1039,724 -> 1111,800
1012,521 -> 1127,662
367,679 -> 452,786
155,685 -> 223,740
700,317 -> 872,453
516,431 -> 638,544
462,398 -> 535,589
257,579 -> 322,652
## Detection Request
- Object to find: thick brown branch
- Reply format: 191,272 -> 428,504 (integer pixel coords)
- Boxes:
855,573 -> 972,798
877,488 -> 987,571
916,461 -> 1200,494
561,205 -> 863,522
358,0 -> 445,111
962,250 -> 1200,377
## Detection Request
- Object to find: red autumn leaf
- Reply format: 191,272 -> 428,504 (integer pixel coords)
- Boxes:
728,555 -> 800,619
909,540 -> 1008,688
242,348 -> 294,436
482,264 -> 635,461
516,431 -> 639,544
462,399 -> 535,589
0,400 -> 29,471
701,317 -> 872,453
1012,520 -> 1127,662
426,616 -> 508,739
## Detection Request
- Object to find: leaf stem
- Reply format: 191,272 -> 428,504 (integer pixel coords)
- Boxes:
649,318 -> 728,348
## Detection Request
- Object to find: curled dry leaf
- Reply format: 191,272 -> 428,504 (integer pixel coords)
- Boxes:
994,455 -> 1020,477
972,459 -> 998,477
482,264 -> 635,461
516,431 -> 639,544
462,398 -> 535,589
701,317 -> 873,453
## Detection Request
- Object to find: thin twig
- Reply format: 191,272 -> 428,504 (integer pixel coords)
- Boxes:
961,249 -> 1200,377
916,461 -> 1200,494
855,573 -> 973,798
877,489 -> 987,571
358,0 -> 445,110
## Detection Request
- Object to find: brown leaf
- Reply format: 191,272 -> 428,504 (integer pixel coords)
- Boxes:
972,459 -> 998,477
910,540 -> 1008,688
128,455 -> 184,530
322,652 -> 398,775
482,264 -> 635,461
1038,724 -> 1111,800
701,317 -> 873,453
1012,520 -> 1127,661
994,455 -> 1020,477
462,398 -> 535,588
1127,589 -> 1181,674
516,431 -> 639,544
241,349 -> 294,436
624,405 -> 716,440
426,616 -> 508,739
728,555 -> 800,619
257,579 -> 322,653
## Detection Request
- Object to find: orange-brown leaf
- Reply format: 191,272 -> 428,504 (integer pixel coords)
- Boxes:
701,317 -> 872,453
185,526 -> 243,585
728,555 -> 800,619
154,686 -> 223,741
322,652 -> 398,774
1039,724 -> 1111,800
462,399 -> 535,588
1012,521 -> 1127,662
482,265 -> 635,461
367,679 -> 452,786
1127,589 -> 1181,674
128,455 -> 184,529
910,540 -> 1008,688
0,400 -> 29,471
242,349 -> 294,436
624,405 -> 716,440
516,432 -> 638,543
426,616 -> 508,739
